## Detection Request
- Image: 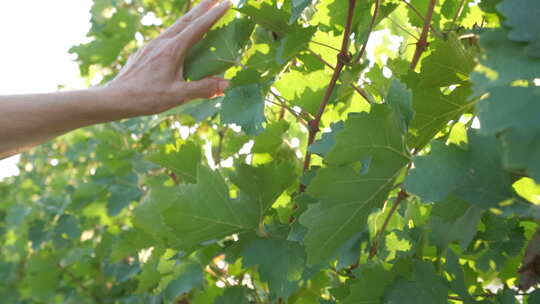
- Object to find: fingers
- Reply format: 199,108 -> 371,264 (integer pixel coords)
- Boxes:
179,77 -> 229,101
174,0 -> 231,57
160,0 -> 219,39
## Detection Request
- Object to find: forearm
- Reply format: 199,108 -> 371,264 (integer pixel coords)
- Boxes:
0,88 -> 123,159
0,0 -> 230,160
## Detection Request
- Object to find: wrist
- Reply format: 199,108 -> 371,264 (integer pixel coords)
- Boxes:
91,85 -> 137,122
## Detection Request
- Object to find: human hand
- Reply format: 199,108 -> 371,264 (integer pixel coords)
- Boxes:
105,0 -> 231,118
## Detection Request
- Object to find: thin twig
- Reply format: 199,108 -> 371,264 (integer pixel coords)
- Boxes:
409,0 -> 437,70
450,0 -> 467,30
307,49 -> 374,104
369,189 -> 409,259
311,40 -> 342,52
401,0 -> 441,38
355,0 -> 380,64
387,16 -> 419,40
301,0 -> 358,189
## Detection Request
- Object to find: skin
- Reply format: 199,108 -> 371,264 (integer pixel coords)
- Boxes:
0,0 -> 231,160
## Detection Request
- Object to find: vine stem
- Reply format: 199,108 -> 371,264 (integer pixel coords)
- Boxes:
355,0 -> 380,63
301,0 -> 358,190
307,49 -> 374,104
368,189 -> 409,259
410,0 -> 437,70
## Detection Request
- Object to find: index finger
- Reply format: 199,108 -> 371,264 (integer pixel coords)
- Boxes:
160,0 -> 219,39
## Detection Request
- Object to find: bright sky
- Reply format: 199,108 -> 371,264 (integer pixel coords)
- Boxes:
0,0 -> 92,180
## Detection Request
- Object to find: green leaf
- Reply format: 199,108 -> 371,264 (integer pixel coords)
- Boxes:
242,239 -> 306,300
163,262 -> 203,302
471,29 -> 540,93
139,163 -> 292,250
419,34 -> 477,87
309,121 -> 344,157
252,120 -> 289,154
70,8 -> 140,75
497,0 -> 540,58
446,249 -> 474,303
276,26 -> 317,63
383,260 -> 449,304
160,165 -> 258,249
404,75 -> 475,150
300,105 -> 410,265
238,0 -> 293,35
343,263 -> 396,304
21,252 -> 61,301
214,286 -> 250,304
404,141 -> 469,202
405,131 -> 533,213
147,141 -> 202,184
289,0 -> 311,24
229,161 -> 297,223
274,69 -> 330,115
429,198 -> 483,252
183,18 -> 254,81
221,83 -> 266,135
136,260 -> 163,293
386,79 -> 413,132
476,86 -> 540,181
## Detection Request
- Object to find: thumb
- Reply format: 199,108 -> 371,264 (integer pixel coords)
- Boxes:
181,77 -> 229,101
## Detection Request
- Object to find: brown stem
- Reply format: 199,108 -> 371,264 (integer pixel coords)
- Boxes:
401,0 -> 440,37
307,49 -> 374,104
355,0 -> 380,63
409,0 -> 437,70
301,0 -> 358,187
369,189 -> 409,259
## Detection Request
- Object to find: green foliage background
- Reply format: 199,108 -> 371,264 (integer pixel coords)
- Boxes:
2,0 -> 540,303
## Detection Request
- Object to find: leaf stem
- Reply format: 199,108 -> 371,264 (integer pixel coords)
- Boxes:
409,0 -> 437,70
355,0 -> 380,63
307,49 -> 374,104
301,0 -> 358,188
450,0 -> 467,30
311,40 -> 342,52
368,189 -> 409,259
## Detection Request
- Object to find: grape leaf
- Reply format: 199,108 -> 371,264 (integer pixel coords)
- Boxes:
147,141 -> 202,184
289,0 -> 311,24
238,0 -> 292,35
220,83 -> 266,135
405,131 -> 533,214
214,286 -> 250,304
21,252 -> 61,301
471,29 -> 540,93
476,86 -> 540,182
343,263 -> 396,304
497,0 -> 540,58
139,163 -> 293,250
300,105 -> 410,265
183,18 -> 254,81
276,26 -> 317,64
162,262 -> 203,302
383,261 -> 449,304
242,239 -> 306,300
429,198 -> 483,252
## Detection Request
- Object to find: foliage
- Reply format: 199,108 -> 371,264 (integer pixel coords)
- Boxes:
2,0 -> 540,303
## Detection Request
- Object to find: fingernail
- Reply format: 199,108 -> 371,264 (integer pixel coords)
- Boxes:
218,79 -> 229,91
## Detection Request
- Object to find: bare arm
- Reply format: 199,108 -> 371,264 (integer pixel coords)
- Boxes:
0,0 -> 230,159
